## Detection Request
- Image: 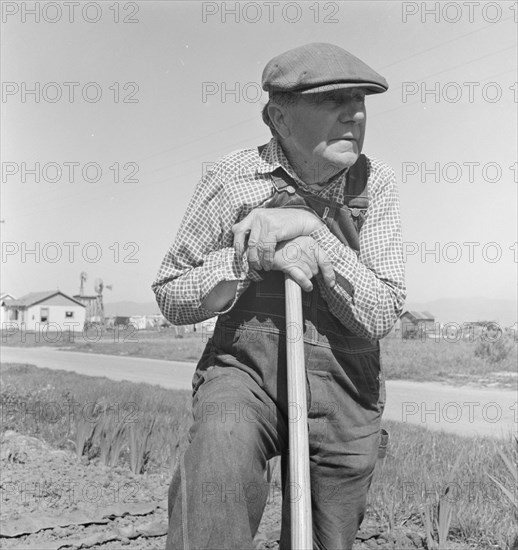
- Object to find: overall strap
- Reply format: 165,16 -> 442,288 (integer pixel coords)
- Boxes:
257,144 -> 369,199
266,153 -> 369,207
258,148 -> 370,254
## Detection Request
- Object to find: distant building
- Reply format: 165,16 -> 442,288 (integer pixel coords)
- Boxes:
400,311 -> 435,339
505,324 -> 518,340
73,294 -> 103,324
129,315 -> 147,330
202,318 -> 217,336
2,290 -> 86,332
1,293 -> 16,327
113,316 -> 132,328
150,314 -> 170,329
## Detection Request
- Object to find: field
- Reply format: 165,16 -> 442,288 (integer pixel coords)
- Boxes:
1,329 -> 517,548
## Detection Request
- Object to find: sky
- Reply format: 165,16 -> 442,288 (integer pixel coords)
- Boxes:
1,0 -> 517,310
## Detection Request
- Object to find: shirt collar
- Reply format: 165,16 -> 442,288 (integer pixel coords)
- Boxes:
256,137 -> 348,191
256,137 -> 286,174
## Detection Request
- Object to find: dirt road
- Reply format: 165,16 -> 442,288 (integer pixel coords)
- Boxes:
2,346 -> 516,440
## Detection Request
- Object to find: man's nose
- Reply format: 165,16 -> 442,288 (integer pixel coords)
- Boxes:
338,105 -> 365,124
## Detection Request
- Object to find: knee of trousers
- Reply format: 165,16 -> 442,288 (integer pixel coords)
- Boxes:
349,440 -> 379,481
189,400 -> 271,465
314,431 -> 380,485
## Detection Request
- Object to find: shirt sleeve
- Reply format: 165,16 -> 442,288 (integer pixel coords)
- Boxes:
151,169 -> 262,325
309,162 -> 406,340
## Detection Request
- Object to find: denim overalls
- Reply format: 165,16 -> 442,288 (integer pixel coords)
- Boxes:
166,154 -> 385,550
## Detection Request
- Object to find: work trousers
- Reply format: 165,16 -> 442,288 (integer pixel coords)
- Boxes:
166,271 -> 384,550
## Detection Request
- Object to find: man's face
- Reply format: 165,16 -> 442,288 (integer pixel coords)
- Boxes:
282,87 -> 367,183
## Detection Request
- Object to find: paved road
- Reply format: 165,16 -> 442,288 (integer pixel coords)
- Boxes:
1,346 -> 195,391
2,346 -> 516,440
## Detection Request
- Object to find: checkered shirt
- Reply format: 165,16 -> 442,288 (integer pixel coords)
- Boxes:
152,137 -> 406,340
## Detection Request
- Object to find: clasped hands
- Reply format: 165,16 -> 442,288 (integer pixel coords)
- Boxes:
232,208 -> 336,293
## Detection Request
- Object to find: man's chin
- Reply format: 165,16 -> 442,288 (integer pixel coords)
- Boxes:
328,152 -> 359,171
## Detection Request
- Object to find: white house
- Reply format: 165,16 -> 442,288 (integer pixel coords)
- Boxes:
0,293 -> 16,327
2,290 -> 86,332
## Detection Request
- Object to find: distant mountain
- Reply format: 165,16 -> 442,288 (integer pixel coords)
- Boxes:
105,297 -> 517,327
104,301 -> 161,317
404,297 -> 517,327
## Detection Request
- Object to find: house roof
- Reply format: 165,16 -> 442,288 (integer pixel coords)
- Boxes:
402,310 -> 435,321
0,292 -> 15,302
4,290 -> 85,308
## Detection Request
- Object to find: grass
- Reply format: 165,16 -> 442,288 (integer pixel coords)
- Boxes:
368,421 -> 517,549
380,334 -> 517,385
419,453 -> 461,549
0,362 -> 191,475
1,362 -> 517,549
74,412 -> 96,460
2,327 -> 516,386
487,436 -> 518,511
128,416 -> 156,474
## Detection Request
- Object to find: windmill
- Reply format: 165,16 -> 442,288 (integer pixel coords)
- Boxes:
93,277 -> 112,326
79,271 -> 87,296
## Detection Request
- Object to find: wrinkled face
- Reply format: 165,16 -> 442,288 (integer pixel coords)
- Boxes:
282,87 -> 367,183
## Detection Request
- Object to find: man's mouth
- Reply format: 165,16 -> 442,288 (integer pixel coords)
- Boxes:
330,137 -> 357,145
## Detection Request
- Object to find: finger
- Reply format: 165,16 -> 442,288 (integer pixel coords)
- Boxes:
247,239 -> 261,271
253,223 -> 274,269
246,217 -> 265,270
307,257 -> 320,277
317,252 -> 336,289
286,266 -> 313,293
234,231 -> 250,258
289,262 -> 314,291
258,239 -> 276,271
300,263 -> 315,286
232,216 -> 253,256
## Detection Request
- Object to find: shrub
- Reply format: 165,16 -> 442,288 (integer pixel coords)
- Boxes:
474,335 -> 514,364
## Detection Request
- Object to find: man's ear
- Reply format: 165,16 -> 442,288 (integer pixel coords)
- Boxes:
268,103 -> 291,139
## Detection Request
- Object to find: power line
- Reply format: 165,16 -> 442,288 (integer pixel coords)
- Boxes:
126,16 -> 516,166
379,15 -> 516,70
394,45 -> 516,86
370,67 -> 517,120
135,115 -> 260,163
6,40 -> 516,219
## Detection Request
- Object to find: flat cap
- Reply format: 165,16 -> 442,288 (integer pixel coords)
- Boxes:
262,43 -> 388,95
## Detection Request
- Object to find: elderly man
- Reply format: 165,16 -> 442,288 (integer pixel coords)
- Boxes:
153,43 -> 405,550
